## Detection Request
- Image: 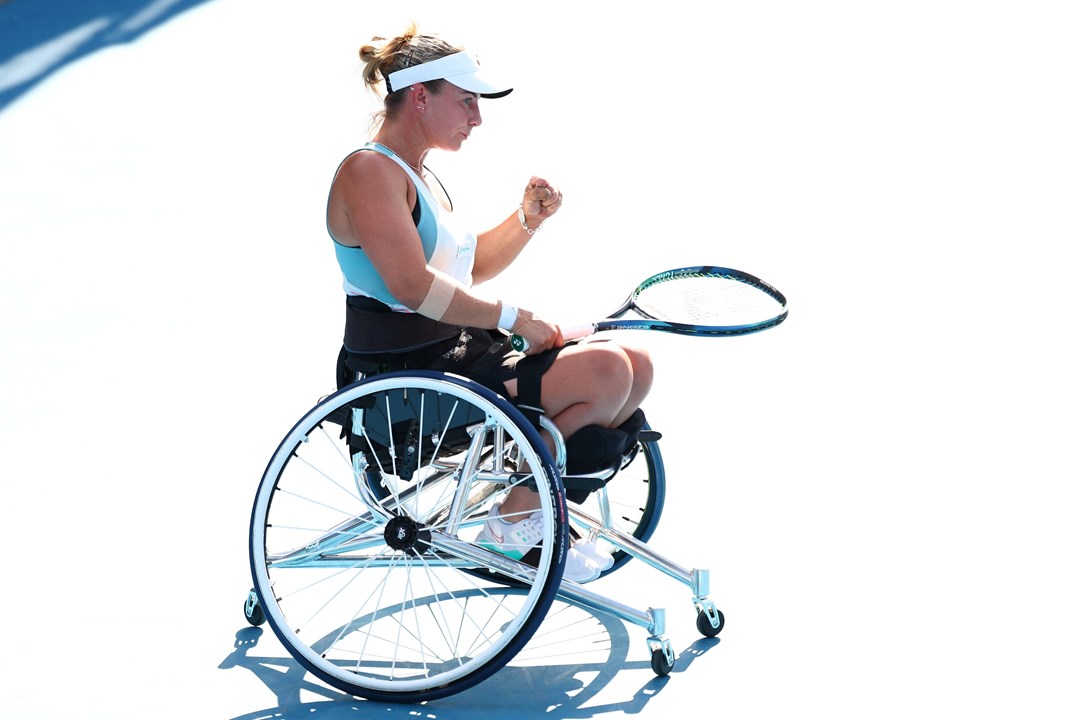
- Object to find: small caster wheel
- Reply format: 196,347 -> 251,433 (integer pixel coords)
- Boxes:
696,607 -> 724,637
650,647 -> 674,677
244,589 -> 265,626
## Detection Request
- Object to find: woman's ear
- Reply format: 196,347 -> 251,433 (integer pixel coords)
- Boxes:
410,84 -> 428,107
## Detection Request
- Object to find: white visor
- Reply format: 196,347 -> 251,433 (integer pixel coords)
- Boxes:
385,52 -> 512,98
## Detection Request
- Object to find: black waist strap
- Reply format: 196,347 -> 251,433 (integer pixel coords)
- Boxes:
346,295 -> 398,312
343,296 -> 461,354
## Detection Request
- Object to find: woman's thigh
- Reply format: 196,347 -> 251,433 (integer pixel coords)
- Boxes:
503,342 -> 634,417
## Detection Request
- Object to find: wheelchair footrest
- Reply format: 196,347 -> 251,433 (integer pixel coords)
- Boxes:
560,475 -> 608,492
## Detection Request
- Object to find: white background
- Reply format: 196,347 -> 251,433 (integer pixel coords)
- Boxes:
1,1 -> 1077,718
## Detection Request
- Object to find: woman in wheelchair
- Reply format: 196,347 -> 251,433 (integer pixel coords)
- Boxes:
326,25 -> 653,582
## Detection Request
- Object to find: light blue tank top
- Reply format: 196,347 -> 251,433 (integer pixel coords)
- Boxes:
330,142 -> 476,311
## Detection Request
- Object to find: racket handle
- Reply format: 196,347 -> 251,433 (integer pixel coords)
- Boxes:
562,323 -> 597,340
510,323 -> 597,353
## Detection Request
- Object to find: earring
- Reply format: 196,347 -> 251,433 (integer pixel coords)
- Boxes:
416,105 -> 425,112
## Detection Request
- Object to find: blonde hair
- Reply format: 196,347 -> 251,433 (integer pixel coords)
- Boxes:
359,23 -> 462,123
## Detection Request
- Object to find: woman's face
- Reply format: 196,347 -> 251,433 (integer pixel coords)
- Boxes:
425,86 -> 483,151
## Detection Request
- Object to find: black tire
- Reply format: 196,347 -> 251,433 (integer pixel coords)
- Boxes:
696,608 -> 725,637
650,647 -> 674,677
243,590 -> 265,627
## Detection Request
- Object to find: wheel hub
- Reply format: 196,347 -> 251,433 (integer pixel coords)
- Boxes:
383,515 -> 430,554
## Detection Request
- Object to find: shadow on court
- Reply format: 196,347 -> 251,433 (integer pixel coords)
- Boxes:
220,614 -> 720,719
0,0 -> 215,111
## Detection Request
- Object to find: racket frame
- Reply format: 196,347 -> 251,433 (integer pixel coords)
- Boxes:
511,265 -> 788,351
603,265 -> 788,337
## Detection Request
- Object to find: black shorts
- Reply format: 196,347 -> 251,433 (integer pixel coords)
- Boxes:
344,327 -> 561,401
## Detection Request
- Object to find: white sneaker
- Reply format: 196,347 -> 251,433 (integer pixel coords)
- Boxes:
476,503 -> 544,560
476,503 -> 602,583
563,546 -> 602,583
573,540 -> 615,572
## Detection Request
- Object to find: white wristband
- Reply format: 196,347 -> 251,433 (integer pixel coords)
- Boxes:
517,205 -> 543,235
497,302 -> 518,332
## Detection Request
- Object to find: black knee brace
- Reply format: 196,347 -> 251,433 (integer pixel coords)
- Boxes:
563,409 -> 650,503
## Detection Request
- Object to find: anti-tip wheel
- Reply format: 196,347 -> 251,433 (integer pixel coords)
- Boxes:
696,607 -> 724,637
650,647 -> 674,676
243,589 -> 265,627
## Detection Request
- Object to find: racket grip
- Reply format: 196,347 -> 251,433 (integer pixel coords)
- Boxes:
562,323 -> 597,340
510,323 -> 596,353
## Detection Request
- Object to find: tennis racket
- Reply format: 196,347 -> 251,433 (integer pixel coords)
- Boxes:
511,265 -> 788,352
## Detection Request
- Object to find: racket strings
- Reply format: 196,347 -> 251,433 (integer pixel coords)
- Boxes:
633,277 -> 782,326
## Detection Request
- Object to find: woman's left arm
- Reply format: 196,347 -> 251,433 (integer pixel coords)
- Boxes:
473,176 -> 562,283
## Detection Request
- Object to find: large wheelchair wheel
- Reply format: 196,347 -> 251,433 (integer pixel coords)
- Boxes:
249,371 -> 569,703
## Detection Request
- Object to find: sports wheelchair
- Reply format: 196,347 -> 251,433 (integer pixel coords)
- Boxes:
242,358 -> 724,703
